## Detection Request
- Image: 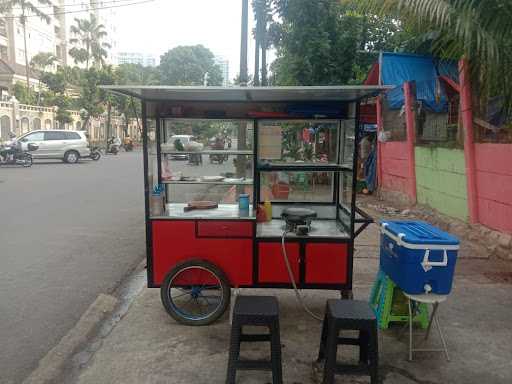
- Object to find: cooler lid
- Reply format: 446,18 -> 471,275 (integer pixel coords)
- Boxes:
381,221 -> 460,246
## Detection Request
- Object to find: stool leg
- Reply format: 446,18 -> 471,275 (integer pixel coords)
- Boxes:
226,324 -> 241,384
369,325 -> 379,384
359,330 -> 369,364
433,310 -> 450,362
408,298 -> 413,361
322,321 -> 338,384
317,313 -> 328,362
425,302 -> 439,340
270,320 -> 283,384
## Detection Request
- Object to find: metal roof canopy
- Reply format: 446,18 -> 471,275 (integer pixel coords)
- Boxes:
100,85 -> 391,103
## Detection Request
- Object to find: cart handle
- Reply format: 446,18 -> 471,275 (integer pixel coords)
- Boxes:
421,249 -> 448,272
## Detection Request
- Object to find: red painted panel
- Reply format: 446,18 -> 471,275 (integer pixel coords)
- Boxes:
476,171 -> 512,203
381,142 -> 409,160
197,220 -> 252,238
381,158 -> 409,178
477,198 -> 512,234
475,144 -> 512,176
381,173 -> 409,193
258,242 -> 299,283
305,243 -> 347,284
152,221 -> 253,286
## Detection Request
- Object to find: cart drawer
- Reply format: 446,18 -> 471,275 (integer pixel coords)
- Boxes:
197,221 -> 253,238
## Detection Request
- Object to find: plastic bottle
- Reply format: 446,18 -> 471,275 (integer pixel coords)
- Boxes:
263,200 -> 272,221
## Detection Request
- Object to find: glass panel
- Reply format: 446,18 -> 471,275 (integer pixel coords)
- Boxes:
161,154 -> 253,181
258,120 -> 339,165
260,171 -> 333,202
161,119 -> 253,152
166,184 -> 254,205
340,119 -> 355,168
146,118 -> 158,192
338,171 -> 353,229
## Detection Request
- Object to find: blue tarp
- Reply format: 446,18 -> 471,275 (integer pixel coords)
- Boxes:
380,53 -> 458,112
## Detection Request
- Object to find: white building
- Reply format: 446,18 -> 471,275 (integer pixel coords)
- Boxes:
65,0 -> 118,66
117,52 -> 156,67
0,0 -> 67,90
214,56 -> 230,87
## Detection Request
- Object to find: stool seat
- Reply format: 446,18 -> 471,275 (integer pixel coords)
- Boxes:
226,295 -> 282,384
328,299 -> 375,322
234,295 -> 279,317
318,300 -> 378,384
403,292 -> 448,304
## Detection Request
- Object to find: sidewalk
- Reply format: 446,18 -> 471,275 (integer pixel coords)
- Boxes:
69,207 -> 512,384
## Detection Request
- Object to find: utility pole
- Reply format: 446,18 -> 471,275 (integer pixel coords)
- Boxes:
237,0 -> 249,181
240,0 -> 249,86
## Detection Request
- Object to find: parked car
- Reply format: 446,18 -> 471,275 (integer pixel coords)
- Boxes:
166,134 -> 194,160
15,130 -> 91,163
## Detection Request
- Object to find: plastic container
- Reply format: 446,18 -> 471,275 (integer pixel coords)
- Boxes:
263,200 -> 272,221
239,193 -> 250,211
379,221 -> 460,294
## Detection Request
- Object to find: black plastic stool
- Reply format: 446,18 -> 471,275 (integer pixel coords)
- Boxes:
317,299 -> 378,384
226,295 -> 282,384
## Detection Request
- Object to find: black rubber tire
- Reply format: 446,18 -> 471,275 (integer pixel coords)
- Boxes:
23,154 -> 32,167
64,150 -> 80,164
91,151 -> 101,161
160,259 -> 231,326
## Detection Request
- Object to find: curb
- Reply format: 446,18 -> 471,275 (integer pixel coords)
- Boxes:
22,293 -> 118,384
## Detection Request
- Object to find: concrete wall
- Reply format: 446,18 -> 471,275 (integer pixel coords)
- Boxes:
415,146 -> 468,220
379,141 -> 413,200
0,100 -> 140,144
475,143 -> 512,234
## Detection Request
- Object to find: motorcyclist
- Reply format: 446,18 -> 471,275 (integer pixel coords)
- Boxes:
0,132 -> 18,162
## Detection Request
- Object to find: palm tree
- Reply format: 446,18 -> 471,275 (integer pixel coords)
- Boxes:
360,0 -> 512,113
69,13 -> 111,69
30,51 -> 57,105
0,0 -> 52,90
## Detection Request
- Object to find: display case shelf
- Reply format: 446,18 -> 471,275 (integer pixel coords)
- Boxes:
257,163 -> 351,172
162,180 -> 253,185
161,149 -> 253,155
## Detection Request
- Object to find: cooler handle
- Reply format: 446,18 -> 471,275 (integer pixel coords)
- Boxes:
421,249 -> 448,272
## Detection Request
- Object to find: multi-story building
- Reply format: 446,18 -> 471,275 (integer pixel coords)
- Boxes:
117,52 -> 157,67
65,0 -> 118,66
214,56 -> 230,87
0,0 -> 67,91
0,0 -> 118,93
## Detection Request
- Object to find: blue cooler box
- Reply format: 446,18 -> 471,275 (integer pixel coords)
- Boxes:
380,221 -> 460,294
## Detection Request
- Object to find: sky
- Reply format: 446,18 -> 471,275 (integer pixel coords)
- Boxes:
114,0 -> 267,81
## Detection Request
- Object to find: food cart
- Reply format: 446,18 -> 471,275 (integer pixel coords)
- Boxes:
102,85 -> 388,325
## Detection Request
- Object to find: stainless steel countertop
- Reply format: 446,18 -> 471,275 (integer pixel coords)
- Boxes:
256,219 -> 349,238
151,203 -> 255,220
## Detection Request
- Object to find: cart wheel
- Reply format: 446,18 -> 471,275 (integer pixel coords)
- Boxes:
160,259 -> 231,326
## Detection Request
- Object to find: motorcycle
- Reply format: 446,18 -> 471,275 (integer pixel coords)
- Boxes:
89,146 -> 101,161
107,144 -> 119,155
123,139 -> 134,152
0,142 -> 38,167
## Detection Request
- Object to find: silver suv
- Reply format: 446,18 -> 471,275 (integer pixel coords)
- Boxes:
16,130 -> 91,163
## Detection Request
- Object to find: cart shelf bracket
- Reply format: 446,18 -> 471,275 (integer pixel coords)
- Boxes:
354,206 -> 373,238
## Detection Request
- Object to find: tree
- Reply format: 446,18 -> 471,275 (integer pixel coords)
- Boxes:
159,45 -> 222,86
269,0 -> 361,85
77,67 -> 113,132
361,0 -> 512,113
112,64 -> 159,135
252,0 -> 272,85
69,13 -> 111,69
0,0 -> 52,90
30,52 -> 57,76
30,52 -> 57,105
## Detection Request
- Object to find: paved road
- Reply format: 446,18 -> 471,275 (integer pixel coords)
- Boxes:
0,152 -> 145,384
